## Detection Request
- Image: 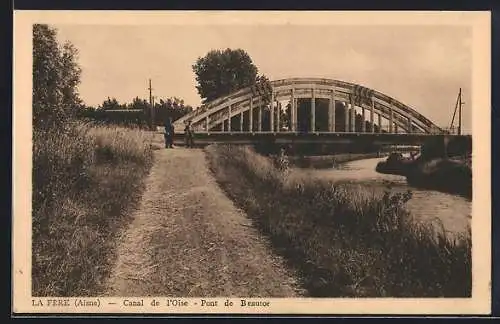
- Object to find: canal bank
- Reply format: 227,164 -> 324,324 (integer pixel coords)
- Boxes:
206,145 -> 471,297
376,154 -> 472,199
292,157 -> 471,235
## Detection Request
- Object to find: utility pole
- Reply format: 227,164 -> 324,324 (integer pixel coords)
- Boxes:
458,88 -> 463,135
148,79 -> 155,130
449,88 -> 464,135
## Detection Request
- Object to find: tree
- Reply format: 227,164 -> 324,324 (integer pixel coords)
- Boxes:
252,74 -> 273,106
154,97 -> 193,124
128,97 -> 149,111
192,48 -> 258,103
33,24 -> 82,129
100,97 -> 124,110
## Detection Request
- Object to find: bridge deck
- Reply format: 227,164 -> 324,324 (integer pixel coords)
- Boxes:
166,131 -> 469,146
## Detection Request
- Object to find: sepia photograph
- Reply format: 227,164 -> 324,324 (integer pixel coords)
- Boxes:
12,11 -> 491,314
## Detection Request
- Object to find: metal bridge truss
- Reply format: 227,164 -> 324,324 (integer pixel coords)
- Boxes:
173,78 -> 443,135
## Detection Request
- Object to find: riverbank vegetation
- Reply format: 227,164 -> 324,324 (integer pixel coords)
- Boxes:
32,123 -> 154,296
32,24 -> 155,296
206,145 -> 471,297
376,154 -> 472,199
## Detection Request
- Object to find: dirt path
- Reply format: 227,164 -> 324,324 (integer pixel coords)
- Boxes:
105,148 -> 303,297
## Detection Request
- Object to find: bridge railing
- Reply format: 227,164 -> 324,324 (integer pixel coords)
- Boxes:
439,126 -> 464,135
165,130 -> 439,136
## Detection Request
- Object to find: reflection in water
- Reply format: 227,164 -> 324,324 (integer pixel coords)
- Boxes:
295,157 -> 471,234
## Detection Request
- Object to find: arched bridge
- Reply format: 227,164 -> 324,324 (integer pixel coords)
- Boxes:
171,78 -> 458,146
174,78 -> 443,133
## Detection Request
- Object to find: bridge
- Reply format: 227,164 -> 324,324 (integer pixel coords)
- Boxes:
170,77 -> 468,147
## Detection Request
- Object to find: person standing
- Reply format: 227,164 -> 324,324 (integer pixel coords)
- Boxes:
184,120 -> 194,148
164,117 -> 175,148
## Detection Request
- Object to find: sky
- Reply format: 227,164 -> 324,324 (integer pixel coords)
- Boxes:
54,24 -> 472,133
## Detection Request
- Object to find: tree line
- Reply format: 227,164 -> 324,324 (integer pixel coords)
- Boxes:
33,24 -> 385,133
77,96 -> 194,128
34,24 -> 275,130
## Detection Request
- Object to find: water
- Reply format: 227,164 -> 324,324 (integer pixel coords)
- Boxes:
296,157 -> 471,235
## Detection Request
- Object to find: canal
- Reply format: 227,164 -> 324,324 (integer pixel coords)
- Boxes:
291,157 -> 471,235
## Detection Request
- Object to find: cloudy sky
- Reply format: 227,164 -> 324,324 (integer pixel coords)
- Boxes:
54,23 -> 472,133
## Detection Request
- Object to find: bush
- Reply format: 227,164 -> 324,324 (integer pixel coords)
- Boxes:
32,122 -> 154,296
205,145 -> 471,297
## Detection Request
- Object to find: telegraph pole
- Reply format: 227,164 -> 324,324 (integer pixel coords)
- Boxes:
148,79 -> 155,130
449,88 -> 464,135
458,88 -> 463,135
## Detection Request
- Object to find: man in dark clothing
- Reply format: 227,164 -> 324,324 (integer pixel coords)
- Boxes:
184,120 -> 194,148
164,117 -> 175,148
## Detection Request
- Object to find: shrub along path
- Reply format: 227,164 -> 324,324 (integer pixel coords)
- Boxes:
105,148 -> 303,297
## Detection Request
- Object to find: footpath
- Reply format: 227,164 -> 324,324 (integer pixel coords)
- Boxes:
106,148 -> 302,297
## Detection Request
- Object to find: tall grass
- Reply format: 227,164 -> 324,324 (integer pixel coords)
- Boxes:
32,122 -> 154,296
206,145 -> 471,297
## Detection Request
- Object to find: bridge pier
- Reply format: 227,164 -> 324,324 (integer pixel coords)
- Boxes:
421,135 -> 472,160
311,89 -> 316,132
389,108 -> 394,133
329,94 -> 335,132
240,111 -> 244,132
361,107 -> 366,133
344,102 -> 349,132
350,104 -> 356,132
378,112 -> 382,133
228,105 -> 232,131
258,105 -> 262,132
293,98 -> 298,131
270,91 -> 275,132
249,97 -> 253,132
370,98 -> 375,133
290,89 -> 296,131
276,101 -> 280,132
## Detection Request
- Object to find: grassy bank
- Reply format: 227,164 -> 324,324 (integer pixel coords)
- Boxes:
287,153 -> 384,169
206,145 -> 471,297
32,122 -> 154,296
